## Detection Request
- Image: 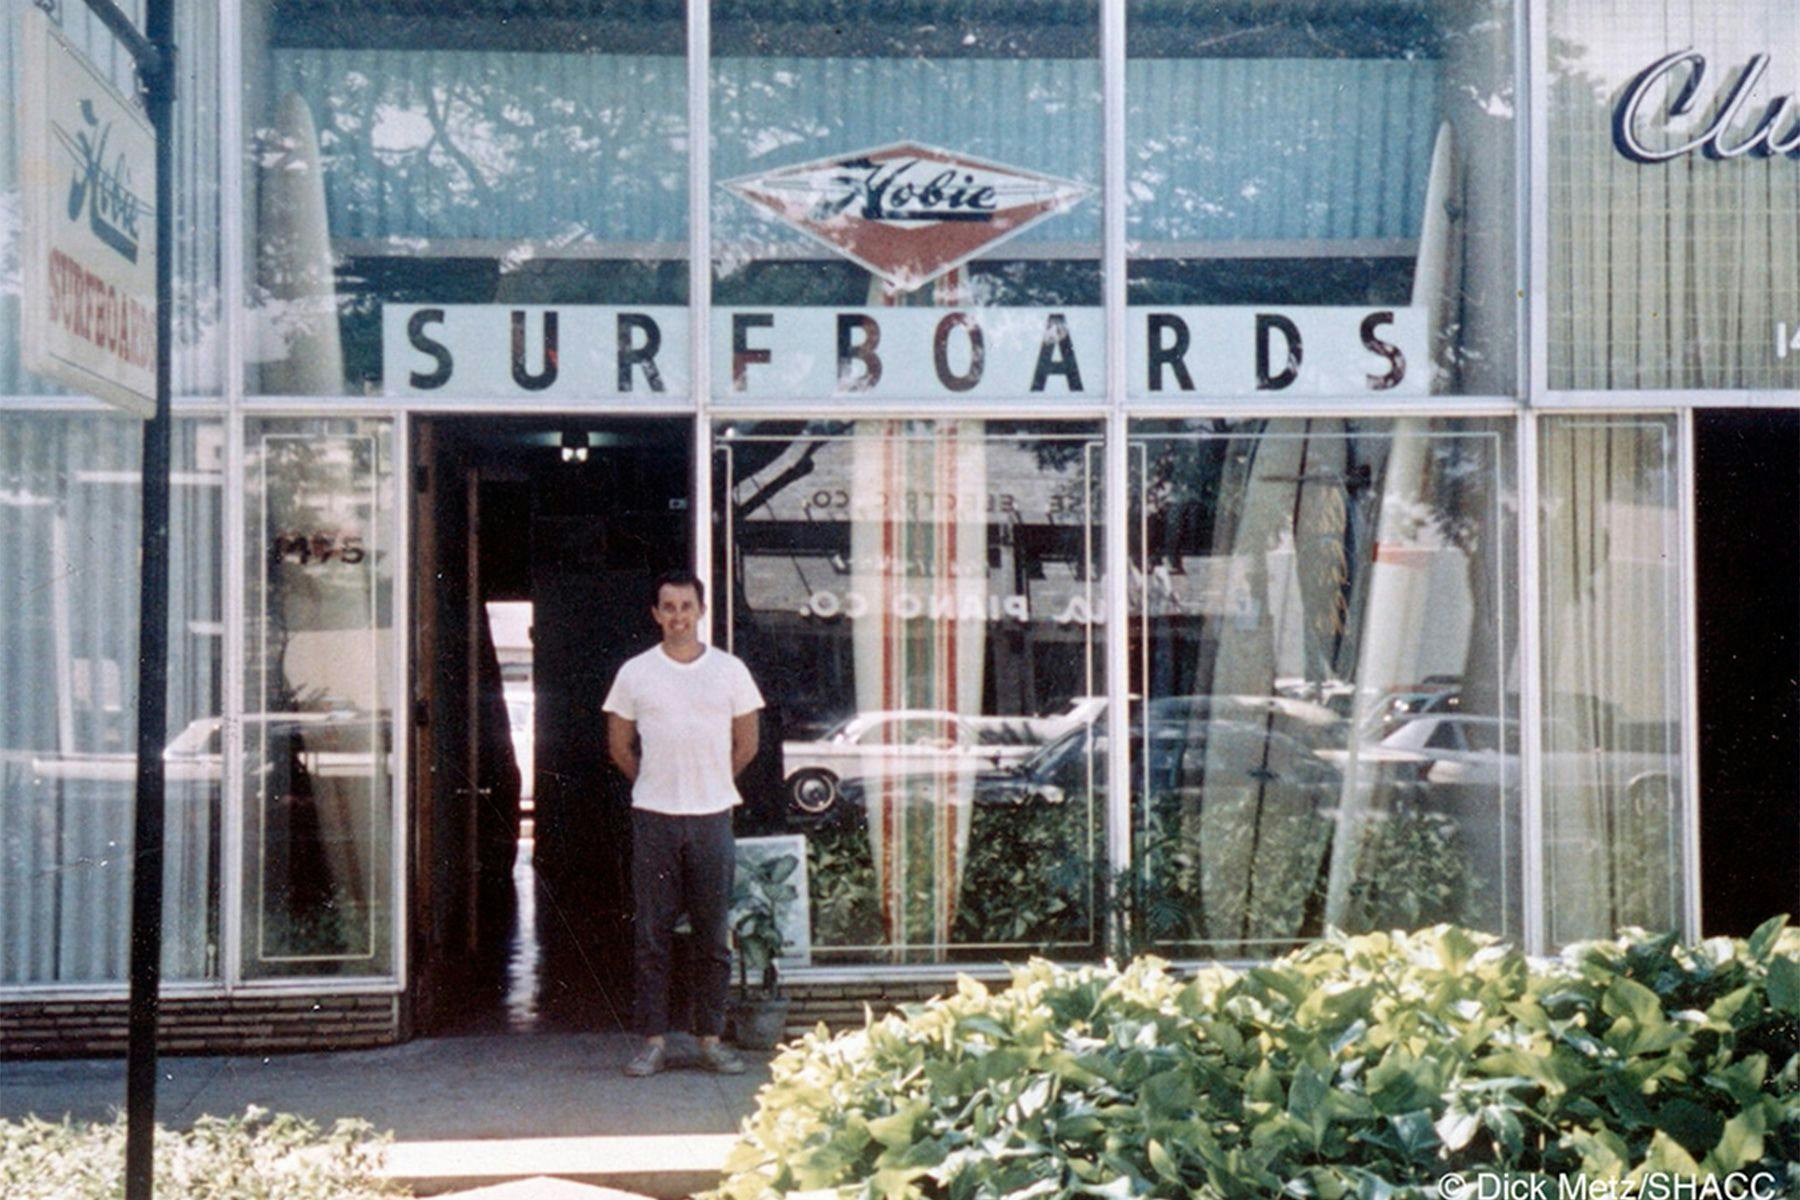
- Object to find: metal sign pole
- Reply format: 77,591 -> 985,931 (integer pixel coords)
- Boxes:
46,0 -> 182,1194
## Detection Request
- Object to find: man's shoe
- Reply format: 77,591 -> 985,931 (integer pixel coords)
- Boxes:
697,1041 -> 746,1075
624,1041 -> 666,1077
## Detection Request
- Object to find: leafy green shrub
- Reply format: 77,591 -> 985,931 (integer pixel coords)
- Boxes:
709,923 -> 1800,1199
1342,806 -> 1478,933
806,800 -> 1099,955
0,1108 -> 400,1200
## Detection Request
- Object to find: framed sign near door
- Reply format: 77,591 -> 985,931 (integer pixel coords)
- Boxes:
733,834 -> 812,969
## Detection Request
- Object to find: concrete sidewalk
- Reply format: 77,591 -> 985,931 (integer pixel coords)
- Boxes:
0,1031 -> 771,1196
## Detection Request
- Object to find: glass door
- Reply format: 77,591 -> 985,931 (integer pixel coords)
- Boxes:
242,418 -> 397,979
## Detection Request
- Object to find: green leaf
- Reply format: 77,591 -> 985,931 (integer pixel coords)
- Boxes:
1386,1110 -> 1440,1162
1287,1065 -> 1329,1137
867,1109 -> 919,1150
1435,926 -> 1481,973
1055,1115 -> 1106,1141
1434,1104 -> 1481,1153
1747,914 -> 1789,962
1076,1174 -> 1136,1199
1603,976 -> 1664,1029
1140,1068 -> 1195,1117
1600,1073 -> 1653,1130
1147,1139 -> 1181,1184
1637,1131 -> 1702,1175
1765,955 -> 1800,1014
1566,1128 -> 1631,1176
1702,1107 -> 1767,1173
1480,1105 -> 1525,1160
958,1015 -> 1011,1042
763,854 -> 801,884
1703,986 -> 1755,1027
1246,1062 -> 1285,1107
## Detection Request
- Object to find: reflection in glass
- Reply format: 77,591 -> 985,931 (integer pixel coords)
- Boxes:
1131,419 -> 1518,957
1541,417 -> 1684,942
711,2 -> 1102,399
1,416 -> 224,984
1126,0 -> 1517,395
1549,0 -> 1800,389
243,419 -> 395,976
717,421 -> 1105,962
246,1 -> 687,394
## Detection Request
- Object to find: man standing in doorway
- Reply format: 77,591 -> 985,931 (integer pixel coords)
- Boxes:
604,570 -> 763,1076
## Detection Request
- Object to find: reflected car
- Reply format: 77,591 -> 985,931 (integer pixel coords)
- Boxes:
1358,687 -> 1460,742
780,709 -> 1037,815
31,712 -> 389,786
824,717 -> 1344,824
1376,714 -> 1675,805
1145,694 -> 1346,752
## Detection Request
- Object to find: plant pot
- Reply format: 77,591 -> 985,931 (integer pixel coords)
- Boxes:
730,995 -> 791,1050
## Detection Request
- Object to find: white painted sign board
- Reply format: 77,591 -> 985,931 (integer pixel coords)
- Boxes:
382,304 -> 1427,399
18,7 -> 159,416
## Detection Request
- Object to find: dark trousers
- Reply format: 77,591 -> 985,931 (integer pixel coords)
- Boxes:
631,808 -> 735,1038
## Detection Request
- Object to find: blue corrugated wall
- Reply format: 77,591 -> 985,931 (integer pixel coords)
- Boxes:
270,49 -> 1436,250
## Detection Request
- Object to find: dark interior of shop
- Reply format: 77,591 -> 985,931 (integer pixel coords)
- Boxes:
412,415 -> 694,1035
1695,410 -> 1800,935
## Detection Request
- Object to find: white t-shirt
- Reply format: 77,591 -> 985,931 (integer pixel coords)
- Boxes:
602,644 -> 765,815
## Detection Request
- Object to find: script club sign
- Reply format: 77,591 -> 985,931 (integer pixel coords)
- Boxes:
18,8 -> 158,415
723,142 -> 1092,292
1613,49 -> 1800,162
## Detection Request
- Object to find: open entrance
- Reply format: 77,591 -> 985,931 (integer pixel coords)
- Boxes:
410,416 -> 692,1034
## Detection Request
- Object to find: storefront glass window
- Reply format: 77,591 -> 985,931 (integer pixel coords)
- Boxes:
242,417 -> 396,978
1,413 -> 225,985
1128,418 -> 1519,957
245,1 -> 688,399
710,1 -> 1103,401
1549,0 -> 1800,390
715,420 -> 1107,963
1127,0 -> 1518,397
0,1 -> 222,400
1540,415 -> 1685,942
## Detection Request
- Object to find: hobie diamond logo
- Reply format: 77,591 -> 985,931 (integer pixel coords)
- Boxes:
724,141 -> 1093,293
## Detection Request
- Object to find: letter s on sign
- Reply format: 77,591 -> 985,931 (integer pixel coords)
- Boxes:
1361,311 -> 1406,390
407,309 -> 453,389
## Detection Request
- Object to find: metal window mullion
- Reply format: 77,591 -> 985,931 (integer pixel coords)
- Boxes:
218,0 -> 246,994
391,414 -> 410,989
1525,0 -> 1546,403
689,0 -> 714,613
1102,0 -> 1131,900
1520,0 -> 1548,951
1519,410 -> 1546,955
221,411 -> 245,990
1678,407 -> 1702,939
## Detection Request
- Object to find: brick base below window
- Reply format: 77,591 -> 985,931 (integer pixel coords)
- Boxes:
2,977 -> 972,1058
0,994 -> 402,1059
776,977 -> 962,1041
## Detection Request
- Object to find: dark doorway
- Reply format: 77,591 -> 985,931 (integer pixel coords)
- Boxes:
1694,410 -> 1800,936
410,416 -> 691,1034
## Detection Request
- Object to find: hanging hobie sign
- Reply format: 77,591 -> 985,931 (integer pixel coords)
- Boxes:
17,7 -> 159,415
723,141 -> 1093,293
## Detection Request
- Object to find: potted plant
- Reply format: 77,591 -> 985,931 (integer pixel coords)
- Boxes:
729,851 -> 798,1049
